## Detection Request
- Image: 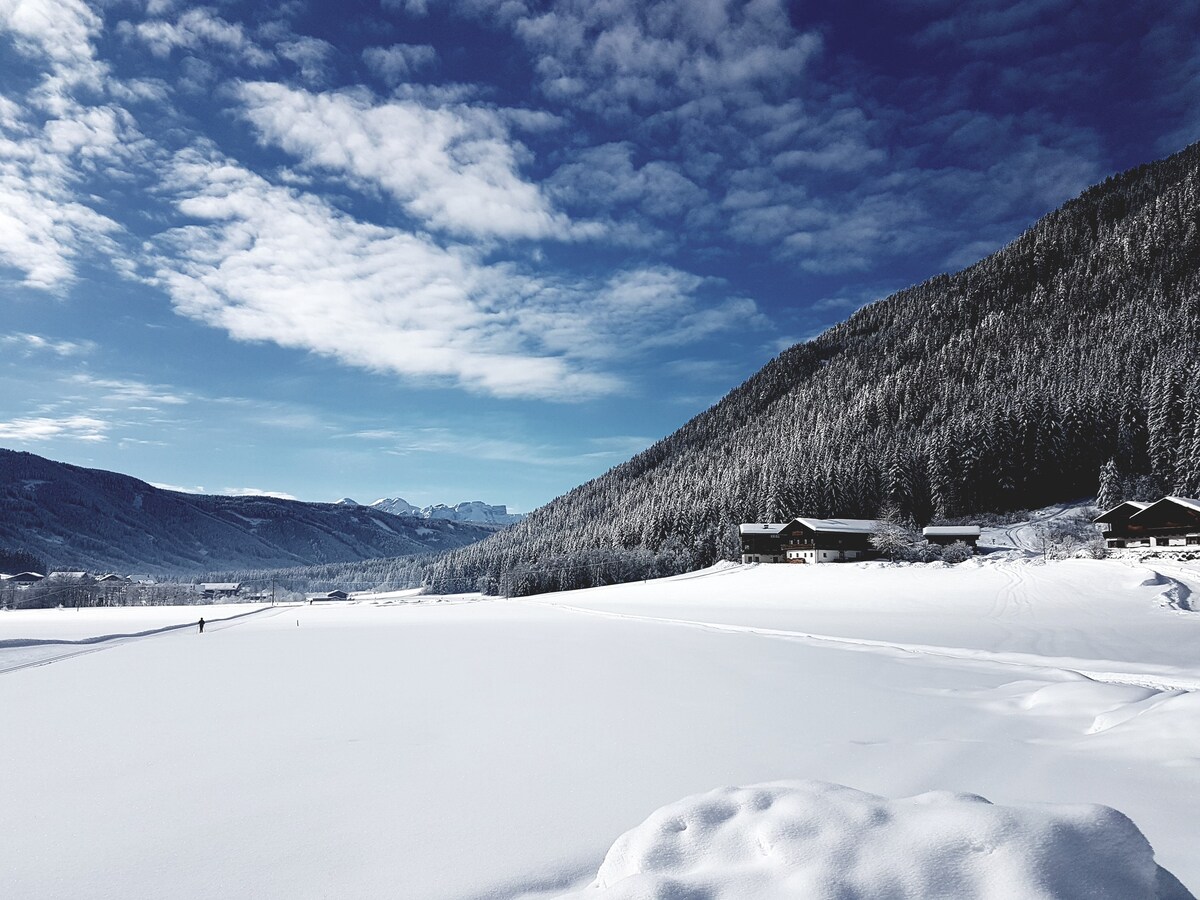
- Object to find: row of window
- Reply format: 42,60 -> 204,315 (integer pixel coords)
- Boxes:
1107,536 -> 1200,548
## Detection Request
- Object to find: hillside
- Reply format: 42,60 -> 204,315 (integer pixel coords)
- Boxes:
415,140 -> 1200,594
0,449 -> 495,575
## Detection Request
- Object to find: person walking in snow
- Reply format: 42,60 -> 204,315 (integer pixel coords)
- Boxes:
198,617 -> 205,634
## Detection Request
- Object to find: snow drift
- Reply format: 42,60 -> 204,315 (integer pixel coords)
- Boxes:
561,780 -> 1195,900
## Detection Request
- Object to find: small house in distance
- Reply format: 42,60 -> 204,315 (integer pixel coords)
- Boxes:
5,572 -> 45,586
306,590 -> 350,603
740,518 -> 880,564
1095,497 -> 1200,550
922,526 -> 981,548
200,582 -> 241,599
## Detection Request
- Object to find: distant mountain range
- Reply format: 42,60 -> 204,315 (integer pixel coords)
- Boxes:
0,449 -> 496,576
335,496 -> 524,526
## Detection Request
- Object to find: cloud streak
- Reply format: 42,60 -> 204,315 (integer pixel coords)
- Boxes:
236,82 -> 580,241
0,414 -> 108,442
144,145 -> 759,401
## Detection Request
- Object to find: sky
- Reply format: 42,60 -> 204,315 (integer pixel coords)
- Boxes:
1,0 -> 1198,512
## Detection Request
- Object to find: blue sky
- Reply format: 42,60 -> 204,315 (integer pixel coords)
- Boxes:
1,0 -> 1197,511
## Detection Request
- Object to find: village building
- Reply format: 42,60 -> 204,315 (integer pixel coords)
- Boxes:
5,572 -> 45,586
1094,497 -> 1200,550
200,582 -> 241,598
921,526 -> 981,548
741,518 -> 881,564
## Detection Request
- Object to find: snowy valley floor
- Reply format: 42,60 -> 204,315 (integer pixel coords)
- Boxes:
2,555 -> 1199,898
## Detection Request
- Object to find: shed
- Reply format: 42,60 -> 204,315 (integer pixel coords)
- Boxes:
922,526 -> 981,548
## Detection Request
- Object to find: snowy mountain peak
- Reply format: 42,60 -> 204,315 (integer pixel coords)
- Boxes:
367,497 -> 524,526
369,497 -> 421,517
333,497 -> 359,506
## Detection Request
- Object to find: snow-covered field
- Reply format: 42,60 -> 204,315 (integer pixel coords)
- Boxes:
2,555 -> 1198,898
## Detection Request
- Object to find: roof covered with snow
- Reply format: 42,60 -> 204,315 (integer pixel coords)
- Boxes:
1094,500 -> 1153,521
793,518 -> 880,534
923,526 -> 981,536
1127,496 -> 1200,522
738,522 -> 790,534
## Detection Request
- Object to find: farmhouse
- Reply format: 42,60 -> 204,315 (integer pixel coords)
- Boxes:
921,526 -> 981,548
1094,497 -> 1200,550
738,522 -> 791,563
740,518 -> 880,564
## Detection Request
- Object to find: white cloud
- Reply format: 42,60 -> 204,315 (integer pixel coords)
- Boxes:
277,36 -> 334,84
149,148 -> 619,400
66,375 -> 189,407
235,82 -> 578,241
0,414 -> 108,441
509,0 -> 821,117
220,487 -> 299,500
147,147 -> 755,400
349,426 -> 565,466
524,267 -> 764,359
547,142 -> 708,229
0,0 -> 135,288
362,43 -> 438,85
346,425 -> 652,469
150,481 -> 205,494
0,0 -> 106,94
0,332 -> 95,355
149,482 -> 298,500
122,7 -> 274,66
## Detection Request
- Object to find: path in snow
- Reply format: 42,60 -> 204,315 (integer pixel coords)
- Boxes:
534,599 -> 1200,693
0,604 -> 282,673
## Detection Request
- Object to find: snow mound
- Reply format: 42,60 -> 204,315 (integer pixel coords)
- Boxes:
560,780 -> 1193,900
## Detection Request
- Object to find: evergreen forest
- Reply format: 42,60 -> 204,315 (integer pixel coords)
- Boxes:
412,140 -> 1200,595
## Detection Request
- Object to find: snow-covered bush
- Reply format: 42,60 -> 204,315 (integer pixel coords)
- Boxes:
917,541 -> 944,562
941,540 -> 974,564
1034,515 -> 1104,561
871,506 -> 922,560
562,780 -> 1191,900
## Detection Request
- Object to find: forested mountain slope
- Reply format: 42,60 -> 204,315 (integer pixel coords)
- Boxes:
417,140 -> 1200,595
0,449 -> 494,575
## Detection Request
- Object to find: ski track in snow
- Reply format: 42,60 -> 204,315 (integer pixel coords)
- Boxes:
532,583 -> 1200,694
0,605 -> 285,675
